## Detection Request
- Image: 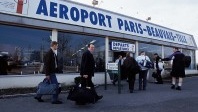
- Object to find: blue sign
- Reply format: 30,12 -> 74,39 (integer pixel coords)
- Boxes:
111,42 -> 135,52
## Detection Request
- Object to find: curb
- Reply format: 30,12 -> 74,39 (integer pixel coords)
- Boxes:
0,91 -> 69,99
0,85 -> 101,99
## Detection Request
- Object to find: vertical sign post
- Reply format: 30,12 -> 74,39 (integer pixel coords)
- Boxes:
118,61 -> 121,94
106,63 -> 121,94
104,64 -> 107,90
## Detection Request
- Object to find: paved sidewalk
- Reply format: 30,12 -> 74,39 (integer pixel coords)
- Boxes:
0,76 -> 198,112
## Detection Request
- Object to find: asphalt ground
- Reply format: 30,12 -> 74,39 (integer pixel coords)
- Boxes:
0,76 -> 198,112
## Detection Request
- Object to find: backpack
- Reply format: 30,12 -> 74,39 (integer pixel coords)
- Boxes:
133,62 -> 141,74
123,57 -> 140,74
184,56 -> 191,68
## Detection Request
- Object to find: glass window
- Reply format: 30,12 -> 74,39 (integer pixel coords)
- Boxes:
164,47 -> 196,70
182,49 -> 196,69
0,24 -> 51,75
164,46 -> 173,58
58,32 -> 105,73
138,43 -> 162,62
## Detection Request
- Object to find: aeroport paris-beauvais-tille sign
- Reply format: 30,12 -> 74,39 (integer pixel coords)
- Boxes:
0,0 -> 195,47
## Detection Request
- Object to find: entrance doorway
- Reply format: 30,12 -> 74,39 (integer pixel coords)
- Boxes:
113,51 -> 126,62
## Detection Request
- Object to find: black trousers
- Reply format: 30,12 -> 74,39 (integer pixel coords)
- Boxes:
128,73 -> 136,91
156,69 -> 163,83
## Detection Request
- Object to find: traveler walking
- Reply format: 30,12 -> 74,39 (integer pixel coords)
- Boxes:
80,43 -> 103,104
136,51 -> 152,90
34,41 -> 62,104
112,55 -> 123,85
123,52 -> 138,93
153,53 -> 163,84
162,47 -> 185,90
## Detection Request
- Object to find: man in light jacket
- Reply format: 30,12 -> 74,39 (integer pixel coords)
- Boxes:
136,51 -> 151,90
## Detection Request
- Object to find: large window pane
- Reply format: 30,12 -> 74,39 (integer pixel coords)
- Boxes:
164,46 -> 173,58
182,49 -> 195,69
138,43 -> 162,62
58,32 -> 105,73
0,24 -> 51,75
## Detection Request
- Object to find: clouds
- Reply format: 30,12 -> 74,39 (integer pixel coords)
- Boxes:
72,0 -> 198,38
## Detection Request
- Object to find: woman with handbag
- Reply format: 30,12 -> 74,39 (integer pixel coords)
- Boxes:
123,52 -> 138,93
136,51 -> 151,90
154,53 -> 164,84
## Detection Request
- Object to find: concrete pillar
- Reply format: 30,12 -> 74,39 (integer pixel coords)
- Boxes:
51,29 -> 58,54
51,29 -> 58,42
162,45 -> 164,58
105,36 -> 109,69
135,41 -> 138,58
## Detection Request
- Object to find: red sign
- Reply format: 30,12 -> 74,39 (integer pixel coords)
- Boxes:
16,0 -> 24,14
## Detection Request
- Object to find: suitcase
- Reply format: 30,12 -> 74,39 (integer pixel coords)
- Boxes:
36,79 -> 58,95
67,85 -> 96,104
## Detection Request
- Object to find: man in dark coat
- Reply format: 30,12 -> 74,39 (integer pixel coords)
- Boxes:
162,47 -> 185,90
80,43 -> 103,104
35,41 -> 62,104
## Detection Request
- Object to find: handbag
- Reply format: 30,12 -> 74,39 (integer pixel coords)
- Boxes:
131,59 -> 140,74
36,79 -> 58,95
67,79 -> 96,104
133,64 -> 141,74
143,56 -> 153,69
67,85 -> 95,103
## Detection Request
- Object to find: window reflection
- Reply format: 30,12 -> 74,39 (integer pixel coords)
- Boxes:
0,25 -> 51,75
182,49 -> 195,69
138,43 -> 162,62
164,46 -> 173,58
58,32 -> 105,73
163,47 -> 195,70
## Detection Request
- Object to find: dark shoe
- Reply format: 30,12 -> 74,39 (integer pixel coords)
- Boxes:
51,100 -> 63,104
96,95 -> 103,101
171,85 -> 175,89
112,81 -> 116,86
34,97 -> 44,102
156,82 -> 163,84
138,88 -> 142,91
154,82 -> 158,84
130,90 -> 133,93
176,86 -> 181,90
143,88 -> 146,90
75,101 -> 86,105
111,80 -> 116,86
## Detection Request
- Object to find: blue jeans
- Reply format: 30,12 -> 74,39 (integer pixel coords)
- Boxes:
36,74 -> 59,102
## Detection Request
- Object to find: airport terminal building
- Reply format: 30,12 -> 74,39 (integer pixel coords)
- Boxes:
0,0 -> 197,88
